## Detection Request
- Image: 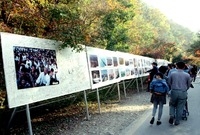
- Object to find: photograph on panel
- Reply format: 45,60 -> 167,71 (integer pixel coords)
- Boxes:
107,57 -> 113,66
99,56 -> 106,67
91,70 -> 101,84
113,57 -> 118,67
142,68 -> 145,75
141,59 -> 144,67
125,59 -> 129,66
135,68 -> 138,75
129,59 -> 133,65
119,57 -> 124,65
138,59 -> 141,67
120,68 -> 126,77
126,68 -> 131,76
108,69 -> 114,80
133,58 -> 137,67
131,68 -> 135,75
90,55 -> 99,68
101,69 -> 108,82
138,68 -> 142,75
114,69 -> 120,79
13,46 -> 59,90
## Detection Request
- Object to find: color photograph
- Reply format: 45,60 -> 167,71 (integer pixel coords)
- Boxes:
108,69 -> 114,80
119,57 -> 124,65
114,69 -> 120,79
91,70 -> 101,84
101,69 -> 108,82
107,57 -> 113,66
90,55 -> 99,68
120,68 -> 126,77
13,46 -> 59,90
99,57 -> 106,67
113,57 -> 118,67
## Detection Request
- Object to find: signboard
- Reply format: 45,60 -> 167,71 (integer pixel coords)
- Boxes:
86,47 -> 121,89
0,32 -> 91,108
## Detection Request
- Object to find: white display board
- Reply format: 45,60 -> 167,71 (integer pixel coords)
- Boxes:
136,55 -> 155,77
116,51 -> 139,80
86,47 -> 121,89
156,59 -> 170,67
116,52 -> 156,78
0,32 -> 91,108
86,47 -> 157,89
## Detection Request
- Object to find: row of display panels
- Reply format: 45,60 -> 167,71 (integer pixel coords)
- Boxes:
0,32 -> 169,108
86,47 -> 156,89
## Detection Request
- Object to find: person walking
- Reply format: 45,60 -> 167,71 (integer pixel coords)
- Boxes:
168,61 -> 191,125
149,72 -> 169,125
146,62 -> 158,92
189,64 -> 198,82
167,63 -> 177,78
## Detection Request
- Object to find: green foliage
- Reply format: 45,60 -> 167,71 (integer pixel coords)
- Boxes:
0,0 -> 198,59
100,1 -> 134,51
172,54 -> 183,63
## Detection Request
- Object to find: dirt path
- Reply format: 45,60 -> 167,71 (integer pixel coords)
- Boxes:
9,90 -> 152,135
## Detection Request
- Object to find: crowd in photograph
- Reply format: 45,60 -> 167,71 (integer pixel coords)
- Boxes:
13,47 -> 59,89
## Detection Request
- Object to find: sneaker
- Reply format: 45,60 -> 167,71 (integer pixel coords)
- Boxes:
169,117 -> 174,124
150,117 -> 155,124
157,121 -> 162,125
174,121 -> 180,126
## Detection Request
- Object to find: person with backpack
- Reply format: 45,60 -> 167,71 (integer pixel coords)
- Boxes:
149,72 -> 169,125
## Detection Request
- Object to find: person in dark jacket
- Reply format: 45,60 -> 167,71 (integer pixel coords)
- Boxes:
189,64 -> 198,82
146,62 -> 158,92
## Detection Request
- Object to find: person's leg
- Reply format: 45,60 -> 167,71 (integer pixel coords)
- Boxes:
150,101 -> 158,124
147,81 -> 150,92
175,91 -> 187,125
169,90 -> 178,124
169,91 -> 178,116
153,100 -> 158,116
193,75 -> 196,82
157,101 -> 163,125
158,102 -> 163,120
185,100 -> 189,113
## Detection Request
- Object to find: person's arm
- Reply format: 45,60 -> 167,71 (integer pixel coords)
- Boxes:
35,72 -> 42,85
167,75 -> 172,88
146,68 -> 153,73
149,81 -> 155,93
164,82 -> 169,94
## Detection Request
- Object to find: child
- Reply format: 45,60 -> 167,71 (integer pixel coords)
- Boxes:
149,72 -> 169,125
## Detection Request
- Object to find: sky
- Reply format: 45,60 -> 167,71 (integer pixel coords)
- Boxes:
142,0 -> 200,32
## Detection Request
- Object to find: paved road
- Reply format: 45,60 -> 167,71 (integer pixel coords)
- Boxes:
121,79 -> 200,135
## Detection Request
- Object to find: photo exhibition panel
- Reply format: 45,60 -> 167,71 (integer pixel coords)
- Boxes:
0,32 -> 91,108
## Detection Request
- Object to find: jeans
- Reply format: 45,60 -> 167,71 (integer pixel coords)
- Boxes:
169,90 -> 187,122
152,100 -> 164,120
